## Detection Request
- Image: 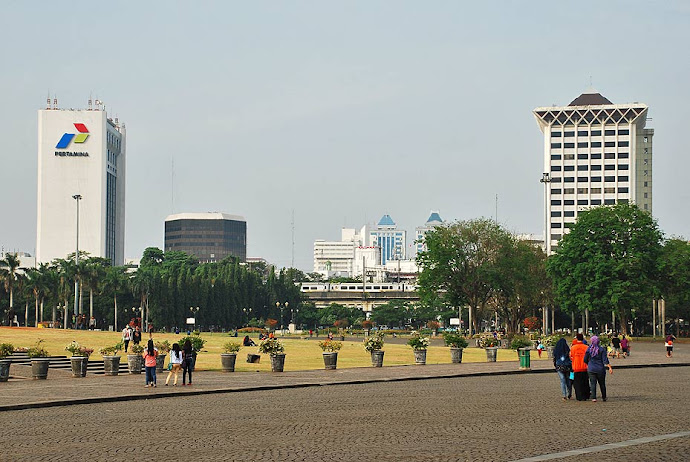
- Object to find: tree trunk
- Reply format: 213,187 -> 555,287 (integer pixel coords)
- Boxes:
25,302 -> 29,327
89,289 -> 94,319
620,311 -> 628,336
35,297 -> 39,327
114,295 -> 118,331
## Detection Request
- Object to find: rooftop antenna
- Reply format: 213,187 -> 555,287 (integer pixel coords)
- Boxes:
53,97 -> 58,110
88,94 -> 93,111
46,94 -> 51,110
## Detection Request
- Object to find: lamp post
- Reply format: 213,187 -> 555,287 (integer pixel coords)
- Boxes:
243,307 -> 251,326
72,194 -> 82,327
540,173 -> 551,255
190,306 -> 200,331
276,301 -> 288,332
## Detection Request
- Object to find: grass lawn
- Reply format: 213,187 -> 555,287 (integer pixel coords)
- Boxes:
0,327 -> 549,372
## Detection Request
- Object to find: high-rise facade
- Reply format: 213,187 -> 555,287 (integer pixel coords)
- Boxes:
164,212 -> 247,263
534,91 -> 653,253
369,214 -> 406,265
415,211 -> 443,255
36,103 -> 126,265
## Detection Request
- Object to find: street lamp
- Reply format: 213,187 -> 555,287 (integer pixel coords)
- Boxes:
190,306 -> 200,331
540,173 -> 551,255
276,301 -> 288,332
72,194 -> 82,328
243,307 -> 251,326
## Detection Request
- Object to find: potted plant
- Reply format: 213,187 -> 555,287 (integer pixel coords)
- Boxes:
154,340 -> 171,372
0,343 -> 14,382
318,339 -> 342,370
443,332 -> 468,364
128,344 -> 144,374
65,341 -> 93,378
542,335 -> 560,359
510,336 -> 533,370
481,336 -> 500,362
407,331 -> 430,365
178,333 -> 207,372
27,339 -> 50,380
221,341 -> 241,372
258,337 -> 285,372
363,332 -> 385,367
100,342 -> 123,376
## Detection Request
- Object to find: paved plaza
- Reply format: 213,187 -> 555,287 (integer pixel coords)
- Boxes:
1,343 -> 689,461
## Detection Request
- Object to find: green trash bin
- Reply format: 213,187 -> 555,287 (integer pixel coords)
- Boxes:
518,348 -> 531,370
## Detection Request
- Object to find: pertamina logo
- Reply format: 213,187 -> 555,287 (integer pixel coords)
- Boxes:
55,123 -> 90,157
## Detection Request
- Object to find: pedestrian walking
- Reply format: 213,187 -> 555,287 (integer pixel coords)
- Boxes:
665,334 -> 676,357
611,334 -> 622,358
553,338 -> 572,401
165,343 -> 183,386
182,339 -> 194,386
570,334 -> 590,401
536,341 -> 545,358
122,326 -> 132,353
584,335 -> 613,402
143,339 -> 158,387
620,336 -> 629,358
132,326 -> 142,346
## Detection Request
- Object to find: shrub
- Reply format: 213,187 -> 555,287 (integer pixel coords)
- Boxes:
100,341 -> 124,356
363,332 -> 384,352
479,336 -> 500,348
510,336 -> 533,350
265,318 -> 278,329
318,340 -> 342,352
154,340 -> 171,354
65,341 -> 93,358
130,344 -> 145,354
0,343 -> 14,358
361,320 -> 373,330
407,331 -> 430,350
258,337 -> 284,355
238,327 -> 266,334
334,319 -> 349,329
523,316 -> 541,331
222,341 -> 241,353
178,333 -> 207,352
443,332 -> 468,349
597,336 -> 611,348
27,339 -> 50,358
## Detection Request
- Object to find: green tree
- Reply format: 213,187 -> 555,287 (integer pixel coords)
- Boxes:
371,300 -> 411,328
417,219 -> 512,334
546,203 -> 663,334
658,238 -> 690,335
104,265 -> 129,330
0,252 -> 21,323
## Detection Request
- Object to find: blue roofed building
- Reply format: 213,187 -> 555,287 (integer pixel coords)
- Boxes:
369,214 -> 406,265
415,211 -> 444,256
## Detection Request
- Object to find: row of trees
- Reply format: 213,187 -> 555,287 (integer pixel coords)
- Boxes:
0,247 -> 301,330
415,204 -> 690,336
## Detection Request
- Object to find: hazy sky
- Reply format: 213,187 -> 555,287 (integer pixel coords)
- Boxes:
1,1 -> 688,271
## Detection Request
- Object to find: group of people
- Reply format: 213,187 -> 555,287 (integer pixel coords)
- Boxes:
553,333 -> 613,402
141,339 -> 196,388
121,325 -> 142,352
609,334 -> 630,358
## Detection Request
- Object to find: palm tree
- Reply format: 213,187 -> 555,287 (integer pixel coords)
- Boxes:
25,268 -> 43,327
105,265 -> 129,331
0,253 -> 21,325
131,267 -> 154,332
84,257 -> 109,320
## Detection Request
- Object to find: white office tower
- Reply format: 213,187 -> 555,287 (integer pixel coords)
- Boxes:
36,100 -> 126,265
534,91 -> 653,254
415,211 -> 443,255
369,214 -> 406,265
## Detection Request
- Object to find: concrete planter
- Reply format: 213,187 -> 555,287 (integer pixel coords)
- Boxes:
413,349 -> 427,365
70,356 -> 88,377
0,359 -> 11,382
485,347 -> 498,362
322,352 -> 338,370
221,353 -> 237,372
546,345 -> 555,359
155,354 -> 166,372
31,358 -> 51,380
127,355 -> 143,374
450,347 -> 464,364
270,353 -> 286,372
370,350 -> 384,367
103,355 -> 121,376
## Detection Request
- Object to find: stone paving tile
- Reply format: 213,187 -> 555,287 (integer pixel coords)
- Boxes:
1,367 -> 688,461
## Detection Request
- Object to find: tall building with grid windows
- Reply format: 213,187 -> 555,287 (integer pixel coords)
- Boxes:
36,101 -> 126,265
534,90 -> 653,254
369,214 -> 406,265
164,212 -> 247,263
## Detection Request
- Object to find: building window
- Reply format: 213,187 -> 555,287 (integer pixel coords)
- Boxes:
591,188 -> 602,194
551,211 -> 562,217
577,199 -> 588,205
551,177 -> 562,183
618,164 -> 629,170
644,192 -> 648,198
618,198 -> 629,204
604,165 -> 616,170
564,165 -> 574,171
564,154 -> 575,160
551,234 -> 562,240
644,204 -> 648,210
591,165 -> 601,171
619,152 -> 629,159
644,181 -> 648,187
618,129 -> 629,135
551,200 -> 562,205
564,211 -> 575,217
551,131 -> 562,138
618,176 -> 629,182
605,141 -> 616,147
577,142 -> 588,148
551,143 -> 562,149
604,187 -> 616,193
644,137 -> 648,143
618,141 -> 629,147
591,199 -> 602,205
591,176 -> 602,182
618,187 -> 629,193
564,200 -> 575,205
590,142 -> 602,148
564,143 -> 575,148
605,153 -> 616,159
551,189 -> 562,195
591,153 -> 602,159
591,130 -> 602,136
551,166 -> 562,172
551,154 -> 562,160
605,176 -> 615,182
577,130 -> 588,136
564,177 -> 575,183
576,177 -> 588,183
563,188 -> 575,194
564,131 -> 575,137
578,154 -> 588,159
605,199 -> 615,205
605,129 -> 616,136
577,165 -> 588,171
577,188 -> 588,194
551,223 -> 562,228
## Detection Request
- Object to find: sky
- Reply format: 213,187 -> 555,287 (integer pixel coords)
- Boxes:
1,1 -> 689,271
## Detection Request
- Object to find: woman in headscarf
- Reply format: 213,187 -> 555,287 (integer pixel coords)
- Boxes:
553,338 -> 572,401
583,335 -> 613,402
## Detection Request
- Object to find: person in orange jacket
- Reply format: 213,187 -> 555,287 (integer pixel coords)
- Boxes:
570,333 -> 590,401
